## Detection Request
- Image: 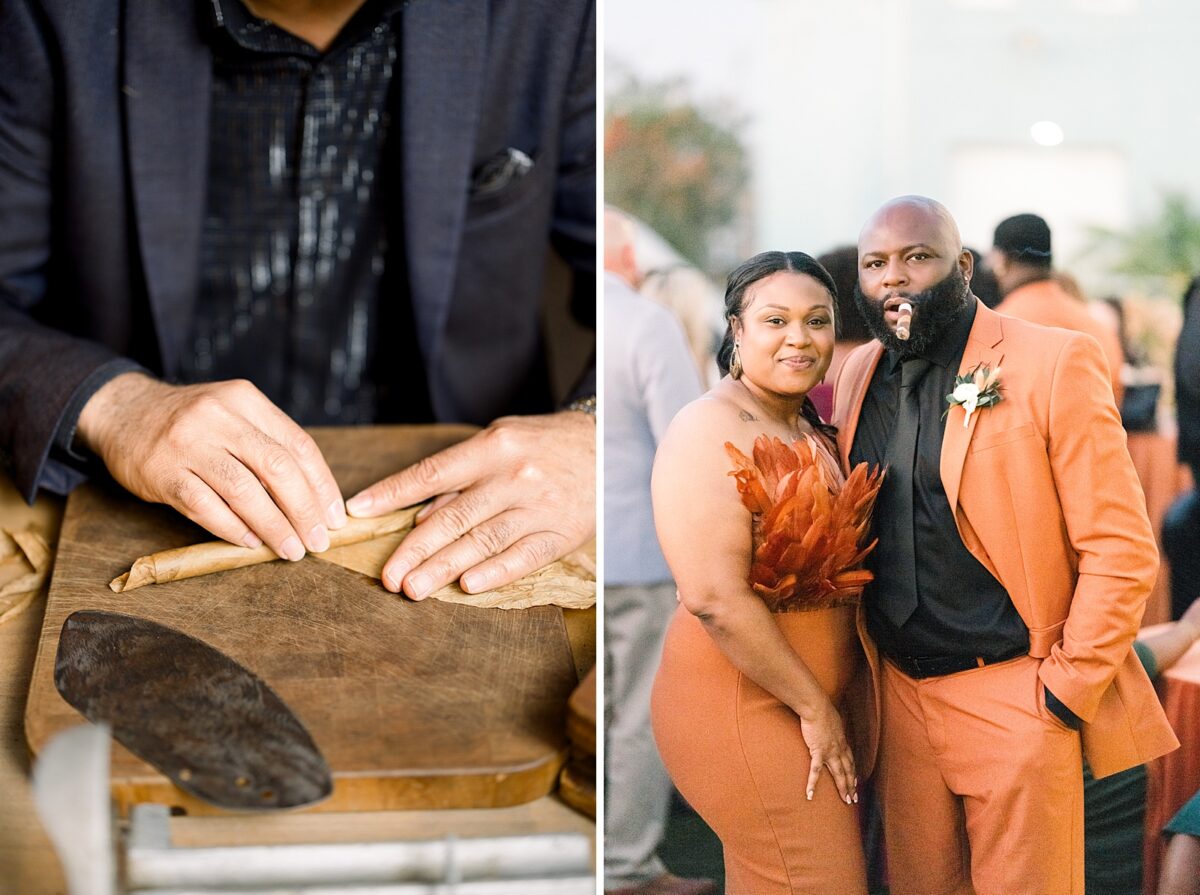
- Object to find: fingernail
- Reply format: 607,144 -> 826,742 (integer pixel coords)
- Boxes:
308,524 -> 329,553
406,572 -> 431,599
853,793 -> 859,804
382,561 -> 406,592
385,561 -> 410,591
415,503 -> 434,522
243,532 -> 263,549
280,536 -> 304,562
327,499 -> 347,529
807,790 -> 814,801
345,493 -> 373,515
845,795 -> 852,805
461,570 -> 491,593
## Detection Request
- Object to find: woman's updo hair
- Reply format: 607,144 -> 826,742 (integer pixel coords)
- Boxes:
717,251 -> 839,440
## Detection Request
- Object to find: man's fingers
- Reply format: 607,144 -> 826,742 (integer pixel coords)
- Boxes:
415,491 -> 459,523
380,489 -> 508,595
259,408 -> 346,530
390,508 -> 526,599
166,473 -> 262,550
455,532 -> 564,594
232,430 -> 330,554
346,435 -> 489,517
200,451 -> 308,561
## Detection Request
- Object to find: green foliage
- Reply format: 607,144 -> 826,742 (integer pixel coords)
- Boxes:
605,78 -> 750,273
1082,192 -> 1200,296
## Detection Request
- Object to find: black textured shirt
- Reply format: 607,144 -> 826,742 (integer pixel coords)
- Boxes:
181,0 -> 431,424
850,300 -> 1029,660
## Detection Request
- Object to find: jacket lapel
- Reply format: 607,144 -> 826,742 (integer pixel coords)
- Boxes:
400,0 -> 489,363
941,302 -> 1006,513
123,3 -> 212,376
834,342 -> 885,470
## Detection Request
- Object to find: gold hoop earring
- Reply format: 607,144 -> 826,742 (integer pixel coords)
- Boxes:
730,341 -> 743,379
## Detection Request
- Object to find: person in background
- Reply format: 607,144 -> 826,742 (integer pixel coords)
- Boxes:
1084,597 -> 1200,894
966,248 -> 1002,309
1159,785 -> 1200,895
603,208 -> 712,895
1163,276 -> 1200,621
641,265 -> 723,388
989,213 -> 1124,404
1095,296 -> 1164,433
809,246 -> 873,421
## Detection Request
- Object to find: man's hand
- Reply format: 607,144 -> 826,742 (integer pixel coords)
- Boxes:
345,412 -> 596,598
77,372 -> 346,560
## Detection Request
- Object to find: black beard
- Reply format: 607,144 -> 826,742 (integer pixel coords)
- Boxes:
854,266 -> 973,356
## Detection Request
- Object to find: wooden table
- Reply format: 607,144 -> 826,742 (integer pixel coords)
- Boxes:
1141,625 -> 1200,894
0,444 -> 594,895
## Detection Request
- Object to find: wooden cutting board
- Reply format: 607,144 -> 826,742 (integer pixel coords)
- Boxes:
25,426 -> 590,815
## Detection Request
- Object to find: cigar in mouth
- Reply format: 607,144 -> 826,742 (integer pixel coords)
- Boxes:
896,302 -> 913,341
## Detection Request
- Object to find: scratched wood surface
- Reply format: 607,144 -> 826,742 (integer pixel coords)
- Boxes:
24,426 -> 589,815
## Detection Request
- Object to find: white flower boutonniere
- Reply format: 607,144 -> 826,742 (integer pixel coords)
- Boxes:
944,363 -> 1002,428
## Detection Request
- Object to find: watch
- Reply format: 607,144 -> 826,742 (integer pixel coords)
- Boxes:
564,395 -> 597,416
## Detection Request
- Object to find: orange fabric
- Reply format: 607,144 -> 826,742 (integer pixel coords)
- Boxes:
1142,631 -> 1200,894
725,434 -> 883,612
652,605 -> 869,895
833,301 -> 1178,779
994,279 -> 1125,405
1127,434 -> 1195,627
878,657 -> 1084,895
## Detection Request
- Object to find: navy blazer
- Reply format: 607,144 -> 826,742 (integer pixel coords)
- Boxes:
0,0 -> 596,502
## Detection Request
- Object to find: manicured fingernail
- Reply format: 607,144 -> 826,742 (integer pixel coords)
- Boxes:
327,500 -> 347,529
406,572 -> 431,599
461,570 -> 491,593
845,795 -> 852,805
345,493 -> 373,515
243,532 -> 263,549
853,793 -> 859,804
280,536 -> 304,562
807,790 -> 814,801
308,524 -> 329,553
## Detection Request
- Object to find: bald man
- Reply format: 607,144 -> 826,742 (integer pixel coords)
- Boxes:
831,196 -> 1177,894
602,208 -> 711,895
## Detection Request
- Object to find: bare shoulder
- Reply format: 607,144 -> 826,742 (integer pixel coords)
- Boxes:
658,383 -> 771,462
653,388 -> 753,526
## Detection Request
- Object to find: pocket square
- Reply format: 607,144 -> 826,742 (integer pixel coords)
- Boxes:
470,147 -> 534,196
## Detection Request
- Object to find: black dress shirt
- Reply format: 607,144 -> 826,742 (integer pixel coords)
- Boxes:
850,300 -> 1029,661
181,0 -> 432,425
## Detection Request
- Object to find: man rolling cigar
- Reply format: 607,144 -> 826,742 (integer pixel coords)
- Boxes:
0,0 -> 596,597
833,195 -> 1177,894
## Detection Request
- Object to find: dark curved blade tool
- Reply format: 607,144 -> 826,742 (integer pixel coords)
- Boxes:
54,610 -> 331,811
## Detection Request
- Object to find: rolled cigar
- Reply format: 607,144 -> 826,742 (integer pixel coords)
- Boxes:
896,302 -> 913,341
110,503 -> 426,593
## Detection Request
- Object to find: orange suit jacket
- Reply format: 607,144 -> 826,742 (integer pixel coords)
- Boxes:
994,278 -> 1125,406
832,300 -> 1177,777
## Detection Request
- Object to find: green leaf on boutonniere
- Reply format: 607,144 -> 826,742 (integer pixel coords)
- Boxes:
942,363 -> 1003,428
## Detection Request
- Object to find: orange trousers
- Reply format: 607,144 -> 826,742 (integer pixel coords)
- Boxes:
878,655 -> 1084,895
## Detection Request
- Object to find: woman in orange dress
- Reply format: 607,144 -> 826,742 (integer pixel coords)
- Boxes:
651,251 -> 880,894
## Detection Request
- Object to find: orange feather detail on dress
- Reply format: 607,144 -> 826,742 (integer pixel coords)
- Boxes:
725,434 -> 884,612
